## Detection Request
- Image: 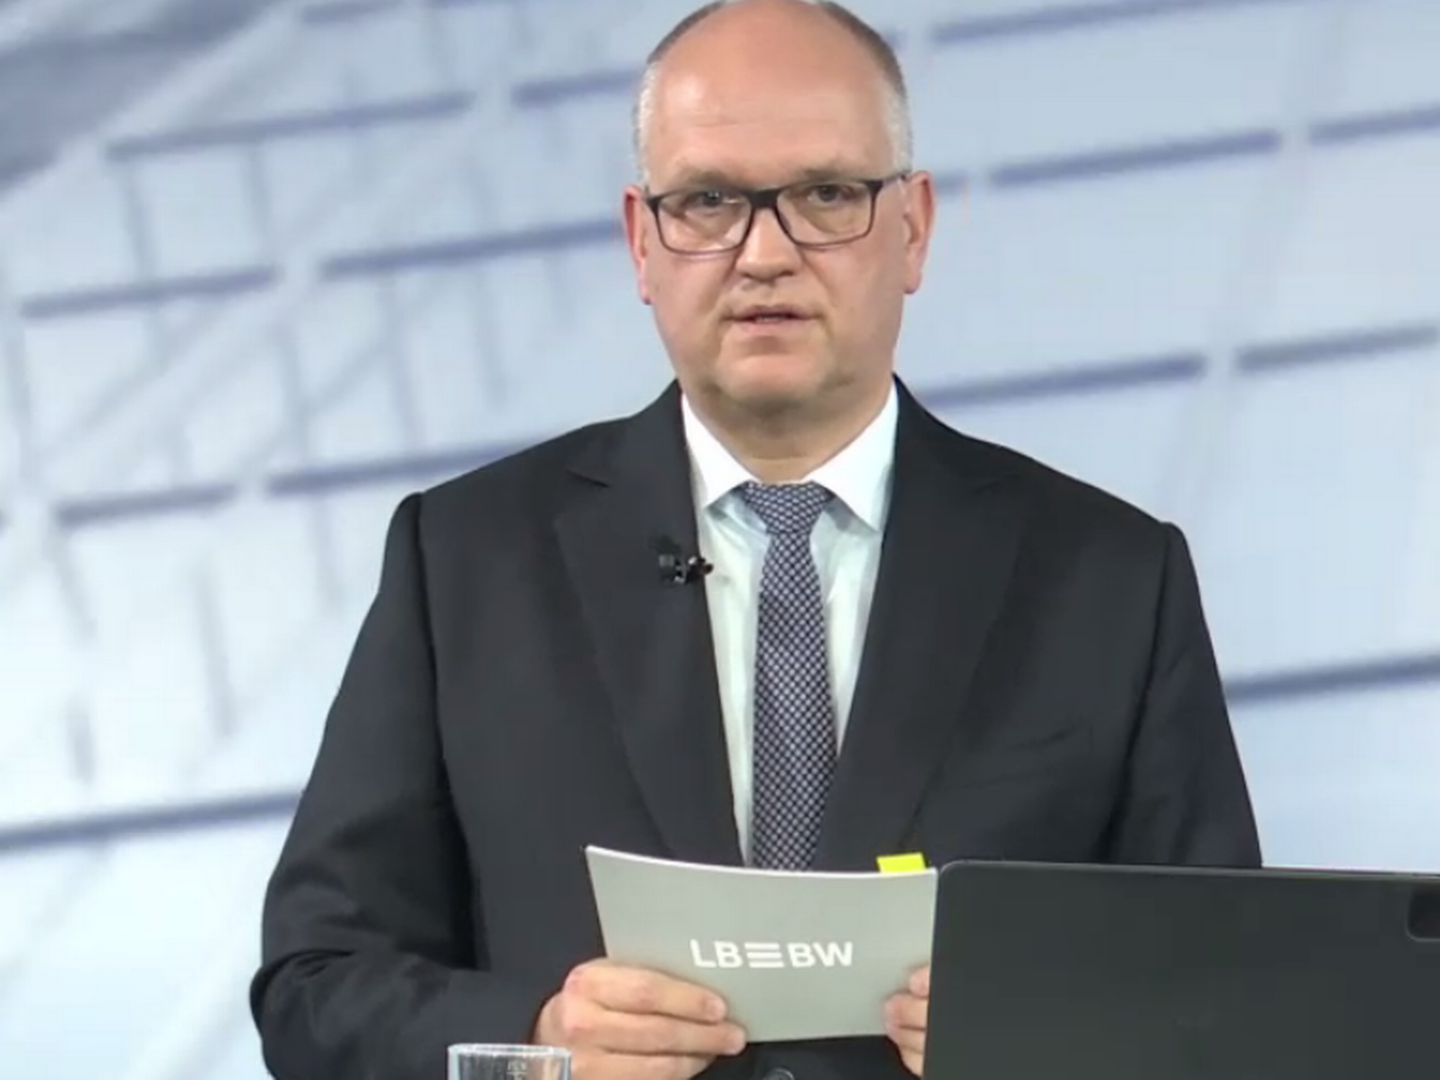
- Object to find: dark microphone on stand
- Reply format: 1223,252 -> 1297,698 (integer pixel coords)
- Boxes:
654,535 -> 713,586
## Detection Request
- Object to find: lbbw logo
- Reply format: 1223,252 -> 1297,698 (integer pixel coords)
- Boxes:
690,940 -> 854,969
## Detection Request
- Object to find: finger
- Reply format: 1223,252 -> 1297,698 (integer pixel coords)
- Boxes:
886,1010 -> 926,1070
885,993 -> 928,1032
560,997 -> 745,1058
887,1023 -> 926,1057
601,1012 -> 746,1058
572,962 -> 728,1023
908,965 -> 931,998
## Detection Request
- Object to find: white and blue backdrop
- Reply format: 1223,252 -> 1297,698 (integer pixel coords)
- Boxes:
1,0 -> 1438,1076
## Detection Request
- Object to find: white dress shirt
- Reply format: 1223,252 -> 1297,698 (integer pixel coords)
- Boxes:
681,385 -> 898,863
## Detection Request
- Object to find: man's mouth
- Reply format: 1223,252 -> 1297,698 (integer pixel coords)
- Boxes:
733,307 -> 808,324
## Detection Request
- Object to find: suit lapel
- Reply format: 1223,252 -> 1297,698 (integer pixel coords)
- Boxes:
816,387 -> 1028,869
555,384 -> 743,867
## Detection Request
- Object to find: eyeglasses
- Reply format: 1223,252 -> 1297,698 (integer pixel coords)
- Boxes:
645,173 -> 908,254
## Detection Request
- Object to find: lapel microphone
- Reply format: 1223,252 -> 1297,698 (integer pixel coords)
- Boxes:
654,536 -> 713,586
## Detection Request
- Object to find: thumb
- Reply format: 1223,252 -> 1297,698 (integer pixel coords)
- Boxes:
909,966 -> 930,997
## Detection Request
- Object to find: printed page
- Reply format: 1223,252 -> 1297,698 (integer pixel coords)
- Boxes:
585,846 -> 938,1042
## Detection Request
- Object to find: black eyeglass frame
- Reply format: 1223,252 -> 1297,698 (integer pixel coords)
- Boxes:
643,172 -> 911,254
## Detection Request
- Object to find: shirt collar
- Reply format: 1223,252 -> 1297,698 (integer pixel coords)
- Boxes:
681,381 -> 897,532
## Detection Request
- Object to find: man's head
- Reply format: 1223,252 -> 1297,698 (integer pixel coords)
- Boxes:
622,0 -> 936,442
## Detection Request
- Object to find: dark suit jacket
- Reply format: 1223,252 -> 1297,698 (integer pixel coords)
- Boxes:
251,380 -> 1260,1080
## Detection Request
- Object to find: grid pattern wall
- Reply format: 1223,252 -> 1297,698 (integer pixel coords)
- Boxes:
0,1 -> 1437,1077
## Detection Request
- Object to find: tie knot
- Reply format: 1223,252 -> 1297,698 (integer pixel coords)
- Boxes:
739,481 -> 833,536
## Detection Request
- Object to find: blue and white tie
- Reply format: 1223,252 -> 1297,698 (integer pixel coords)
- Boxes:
740,481 -> 836,871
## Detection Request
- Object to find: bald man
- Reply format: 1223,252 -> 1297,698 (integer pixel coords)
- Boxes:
250,3 -> 1261,1079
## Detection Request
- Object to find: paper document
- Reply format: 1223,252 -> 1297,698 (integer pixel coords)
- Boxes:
584,846 -> 938,1042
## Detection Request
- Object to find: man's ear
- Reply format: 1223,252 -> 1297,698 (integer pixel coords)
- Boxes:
900,171 -> 938,296
623,186 -> 654,305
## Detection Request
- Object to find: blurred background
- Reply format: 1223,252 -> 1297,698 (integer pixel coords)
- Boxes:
0,0 -> 1437,1075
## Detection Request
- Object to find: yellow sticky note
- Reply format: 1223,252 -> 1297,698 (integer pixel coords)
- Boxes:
877,852 -> 927,873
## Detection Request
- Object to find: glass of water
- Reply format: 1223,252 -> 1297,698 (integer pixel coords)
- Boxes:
447,1044 -> 570,1080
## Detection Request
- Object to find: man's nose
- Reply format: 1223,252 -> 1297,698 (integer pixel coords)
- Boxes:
735,205 -> 802,278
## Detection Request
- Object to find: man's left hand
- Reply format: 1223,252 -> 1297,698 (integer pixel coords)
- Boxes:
884,966 -> 929,1077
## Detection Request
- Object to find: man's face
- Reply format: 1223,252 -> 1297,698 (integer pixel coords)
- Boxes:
623,27 -> 935,424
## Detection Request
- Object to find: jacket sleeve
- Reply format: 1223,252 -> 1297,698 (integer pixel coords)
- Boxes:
250,493 -> 556,1080
1104,523 -> 1263,868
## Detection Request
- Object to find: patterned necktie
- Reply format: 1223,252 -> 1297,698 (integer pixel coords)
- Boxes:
739,481 -> 836,871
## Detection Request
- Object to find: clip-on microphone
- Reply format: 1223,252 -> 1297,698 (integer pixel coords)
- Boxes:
654,536 -> 713,586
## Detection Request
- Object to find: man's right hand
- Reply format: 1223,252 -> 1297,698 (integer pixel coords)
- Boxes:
532,958 -> 748,1080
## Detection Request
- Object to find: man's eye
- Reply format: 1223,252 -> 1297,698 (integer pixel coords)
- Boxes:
683,190 -> 735,211
804,183 -> 862,204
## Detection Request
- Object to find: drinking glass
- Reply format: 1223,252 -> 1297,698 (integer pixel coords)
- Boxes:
447,1044 -> 570,1080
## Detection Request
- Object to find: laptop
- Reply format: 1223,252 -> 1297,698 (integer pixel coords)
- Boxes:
923,859 -> 1440,1080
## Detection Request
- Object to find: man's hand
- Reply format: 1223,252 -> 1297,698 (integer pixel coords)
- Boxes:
884,965 -> 929,1077
533,958 -> 747,1080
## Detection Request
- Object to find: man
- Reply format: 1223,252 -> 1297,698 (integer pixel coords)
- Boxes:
250,2 -> 1262,1078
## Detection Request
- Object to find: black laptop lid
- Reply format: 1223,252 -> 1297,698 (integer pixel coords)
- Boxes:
923,860 -> 1440,1080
